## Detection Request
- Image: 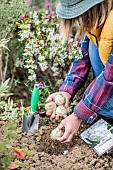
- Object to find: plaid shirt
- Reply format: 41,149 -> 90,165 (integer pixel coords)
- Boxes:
59,36 -> 113,123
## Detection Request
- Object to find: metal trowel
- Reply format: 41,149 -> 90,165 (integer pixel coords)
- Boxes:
22,84 -> 39,132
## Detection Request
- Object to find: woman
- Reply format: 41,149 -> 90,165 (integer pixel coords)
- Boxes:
46,0 -> 113,143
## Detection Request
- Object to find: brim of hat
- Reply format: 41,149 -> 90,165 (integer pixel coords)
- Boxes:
56,0 -> 104,19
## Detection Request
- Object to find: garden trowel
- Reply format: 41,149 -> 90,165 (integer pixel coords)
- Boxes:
22,84 -> 39,133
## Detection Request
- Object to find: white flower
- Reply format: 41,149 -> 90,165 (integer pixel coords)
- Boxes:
28,74 -> 36,81
17,10 -> 83,82
61,39 -> 66,45
51,66 -> 59,72
39,40 -> 44,46
38,62 -> 48,71
68,38 -> 73,43
37,30 -> 41,36
29,32 -> 35,38
33,11 -> 38,20
38,55 -> 45,61
53,72 -> 59,76
28,69 -> 35,74
42,27 -> 46,32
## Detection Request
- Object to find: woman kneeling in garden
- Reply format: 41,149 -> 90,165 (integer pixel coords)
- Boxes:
46,0 -> 113,143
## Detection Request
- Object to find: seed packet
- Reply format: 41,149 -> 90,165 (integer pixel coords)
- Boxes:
80,119 -> 113,156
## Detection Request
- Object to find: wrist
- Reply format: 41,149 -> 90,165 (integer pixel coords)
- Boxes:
64,92 -> 71,99
72,113 -> 83,123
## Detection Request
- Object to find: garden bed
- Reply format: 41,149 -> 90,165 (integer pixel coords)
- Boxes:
1,71 -> 112,170
8,115 -> 113,170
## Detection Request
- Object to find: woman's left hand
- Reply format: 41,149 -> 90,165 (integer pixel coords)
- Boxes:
57,113 -> 82,143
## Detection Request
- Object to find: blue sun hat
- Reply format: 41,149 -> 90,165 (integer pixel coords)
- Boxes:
56,0 -> 104,19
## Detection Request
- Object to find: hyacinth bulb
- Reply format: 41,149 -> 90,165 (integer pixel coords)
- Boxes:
54,94 -> 65,105
45,101 -> 56,111
50,127 -> 63,140
56,105 -> 67,117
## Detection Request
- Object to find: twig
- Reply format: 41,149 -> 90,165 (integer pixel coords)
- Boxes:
3,53 -> 9,82
0,49 -> 3,83
9,66 -> 16,89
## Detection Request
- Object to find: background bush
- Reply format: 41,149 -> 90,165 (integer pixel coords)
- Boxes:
0,0 -> 29,83
0,0 -> 82,107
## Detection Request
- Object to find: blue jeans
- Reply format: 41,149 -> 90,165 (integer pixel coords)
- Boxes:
89,41 -> 113,119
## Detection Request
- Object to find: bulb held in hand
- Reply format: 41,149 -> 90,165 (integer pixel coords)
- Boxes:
45,101 -> 56,111
56,105 -> 67,117
55,94 -> 65,105
50,127 -> 63,140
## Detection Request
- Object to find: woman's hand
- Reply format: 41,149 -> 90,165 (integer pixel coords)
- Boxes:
46,92 -> 71,120
57,113 -> 82,143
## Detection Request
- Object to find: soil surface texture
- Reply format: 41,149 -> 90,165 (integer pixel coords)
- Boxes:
13,115 -> 113,170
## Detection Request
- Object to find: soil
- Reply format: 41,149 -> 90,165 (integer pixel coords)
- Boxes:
12,115 -> 113,170
1,70 -> 113,170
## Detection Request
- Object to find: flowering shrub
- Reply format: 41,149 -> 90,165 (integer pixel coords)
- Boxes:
0,0 -> 29,39
16,10 -> 82,83
0,0 -> 30,84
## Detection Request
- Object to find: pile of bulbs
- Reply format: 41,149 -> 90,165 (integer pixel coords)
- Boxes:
45,94 -> 68,118
45,94 -> 68,140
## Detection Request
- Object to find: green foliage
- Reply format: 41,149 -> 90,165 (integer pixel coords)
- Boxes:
0,39 -> 10,50
0,120 -> 17,169
0,39 -> 10,83
0,79 -> 18,120
0,98 -> 19,121
22,147 -> 34,157
0,0 -> 30,83
0,79 -> 29,169
0,79 -> 11,97
0,0 -> 81,111
0,0 -> 29,39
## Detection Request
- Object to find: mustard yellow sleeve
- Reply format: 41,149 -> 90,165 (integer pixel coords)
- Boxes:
86,32 -> 97,46
99,10 -> 113,66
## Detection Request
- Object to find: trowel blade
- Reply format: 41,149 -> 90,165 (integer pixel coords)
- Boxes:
22,113 -> 39,132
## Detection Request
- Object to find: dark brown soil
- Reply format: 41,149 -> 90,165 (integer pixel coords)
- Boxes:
11,115 -> 113,170
2,70 -> 113,170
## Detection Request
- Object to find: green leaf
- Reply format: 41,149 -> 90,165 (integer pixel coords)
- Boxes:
0,165 -> 5,170
1,156 -> 11,168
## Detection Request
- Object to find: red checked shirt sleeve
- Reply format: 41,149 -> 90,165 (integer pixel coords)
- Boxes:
75,50 -> 113,123
59,36 -> 91,99
60,35 -> 113,124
